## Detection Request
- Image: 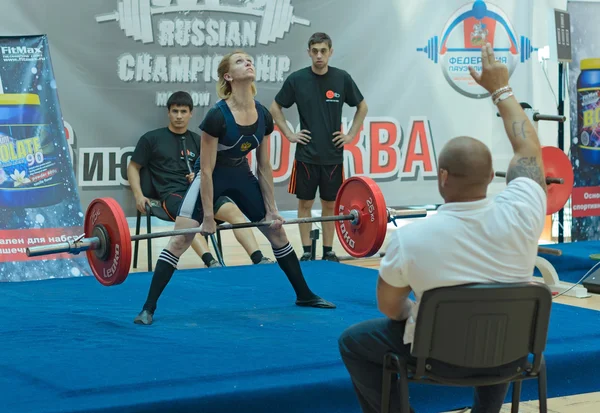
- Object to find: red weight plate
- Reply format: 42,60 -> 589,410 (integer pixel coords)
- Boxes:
542,146 -> 574,215
84,198 -> 132,286
334,176 -> 388,258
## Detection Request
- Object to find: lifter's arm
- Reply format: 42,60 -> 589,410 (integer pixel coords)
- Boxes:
199,132 -> 218,233
468,43 -> 546,193
256,134 -> 278,216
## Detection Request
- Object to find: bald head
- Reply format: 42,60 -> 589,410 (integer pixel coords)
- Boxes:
437,136 -> 493,201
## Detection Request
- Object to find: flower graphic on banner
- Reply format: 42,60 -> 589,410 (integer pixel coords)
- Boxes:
0,169 -> 7,185
10,169 -> 31,187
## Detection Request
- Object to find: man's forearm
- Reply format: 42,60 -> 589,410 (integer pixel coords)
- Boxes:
257,164 -> 277,214
200,170 -> 214,219
347,103 -> 368,138
496,94 -> 541,153
270,103 -> 294,138
127,165 -> 143,198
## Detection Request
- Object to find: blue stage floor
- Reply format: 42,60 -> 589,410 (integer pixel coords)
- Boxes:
538,240 -> 600,284
1,252 -> 600,413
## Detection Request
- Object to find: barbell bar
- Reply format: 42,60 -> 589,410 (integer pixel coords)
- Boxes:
95,0 -> 310,45
496,102 -> 566,123
26,176 -> 427,286
26,209 -> 425,258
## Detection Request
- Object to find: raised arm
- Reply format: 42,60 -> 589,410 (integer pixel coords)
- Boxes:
468,43 -> 546,193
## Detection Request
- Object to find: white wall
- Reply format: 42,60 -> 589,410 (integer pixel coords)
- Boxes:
531,0 -> 569,150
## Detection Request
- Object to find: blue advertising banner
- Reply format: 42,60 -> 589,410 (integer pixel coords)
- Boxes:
0,35 -> 92,281
567,2 -> 600,241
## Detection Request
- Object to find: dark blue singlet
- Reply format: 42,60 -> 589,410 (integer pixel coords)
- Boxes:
189,99 -> 268,223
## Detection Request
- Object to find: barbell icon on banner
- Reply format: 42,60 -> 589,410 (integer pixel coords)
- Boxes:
95,0 -> 310,45
417,35 -> 538,64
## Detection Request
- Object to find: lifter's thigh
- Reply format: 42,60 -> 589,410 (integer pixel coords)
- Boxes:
214,197 -> 247,224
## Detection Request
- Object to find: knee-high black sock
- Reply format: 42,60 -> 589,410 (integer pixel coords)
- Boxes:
142,249 -> 179,313
273,243 -> 316,301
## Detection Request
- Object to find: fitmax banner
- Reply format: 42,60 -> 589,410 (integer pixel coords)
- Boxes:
0,35 -> 92,282
568,1 -> 600,241
0,0 -> 536,216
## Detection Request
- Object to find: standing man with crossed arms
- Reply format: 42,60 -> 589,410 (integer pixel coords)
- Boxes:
270,32 -> 368,262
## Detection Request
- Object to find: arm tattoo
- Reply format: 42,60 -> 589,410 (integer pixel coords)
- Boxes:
506,156 -> 546,191
511,120 -> 527,140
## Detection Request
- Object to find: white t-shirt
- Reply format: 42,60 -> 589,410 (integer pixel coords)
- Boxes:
379,177 -> 547,346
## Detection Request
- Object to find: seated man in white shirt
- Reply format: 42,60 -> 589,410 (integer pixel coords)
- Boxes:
338,43 -> 548,413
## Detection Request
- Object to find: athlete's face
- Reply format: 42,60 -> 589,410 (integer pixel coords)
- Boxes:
168,105 -> 192,130
308,42 -> 332,69
225,53 -> 255,82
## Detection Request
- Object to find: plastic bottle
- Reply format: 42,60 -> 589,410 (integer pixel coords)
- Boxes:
577,58 -> 600,164
0,93 -> 66,208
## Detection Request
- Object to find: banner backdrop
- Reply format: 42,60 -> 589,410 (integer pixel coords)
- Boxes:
0,0 -> 537,217
0,35 -> 92,282
567,1 -> 600,241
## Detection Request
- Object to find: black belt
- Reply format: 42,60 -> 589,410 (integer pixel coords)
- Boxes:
215,154 -> 247,167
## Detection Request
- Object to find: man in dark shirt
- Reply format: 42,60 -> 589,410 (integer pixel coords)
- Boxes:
270,32 -> 368,262
127,91 -> 272,267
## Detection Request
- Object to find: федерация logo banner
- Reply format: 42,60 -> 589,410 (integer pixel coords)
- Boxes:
416,0 -> 538,98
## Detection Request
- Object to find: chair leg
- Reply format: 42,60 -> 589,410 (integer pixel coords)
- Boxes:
381,354 -> 411,413
146,213 -> 152,272
381,354 -> 394,413
511,381 -> 522,413
397,364 -> 411,413
133,211 -> 141,269
538,357 -> 548,413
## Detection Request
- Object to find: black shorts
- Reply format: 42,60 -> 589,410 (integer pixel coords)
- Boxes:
163,192 -> 233,222
288,161 -> 344,202
178,161 -> 266,224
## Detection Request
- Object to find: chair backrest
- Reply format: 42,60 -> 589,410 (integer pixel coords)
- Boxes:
139,166 -> 159,200
411,282 -> 552,373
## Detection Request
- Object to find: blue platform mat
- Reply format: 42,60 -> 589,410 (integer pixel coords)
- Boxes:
1,260 -> 600,413
537,241 -> 600,284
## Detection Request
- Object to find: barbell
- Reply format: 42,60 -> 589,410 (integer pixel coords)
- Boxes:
95,0 -> 310,45
26,176 -> 428,287
25,146 -> 574,286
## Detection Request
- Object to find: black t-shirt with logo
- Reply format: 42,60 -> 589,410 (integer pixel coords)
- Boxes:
275,66 -> 364,165
130,127 -> 200,200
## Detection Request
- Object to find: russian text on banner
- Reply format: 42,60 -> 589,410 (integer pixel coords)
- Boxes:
0,35 -> 92,281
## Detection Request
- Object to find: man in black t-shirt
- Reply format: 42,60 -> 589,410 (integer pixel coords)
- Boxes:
127,91 -> 272,267
270,32 -> 368,262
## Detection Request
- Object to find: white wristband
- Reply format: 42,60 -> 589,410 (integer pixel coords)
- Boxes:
493,91 -> 513,105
